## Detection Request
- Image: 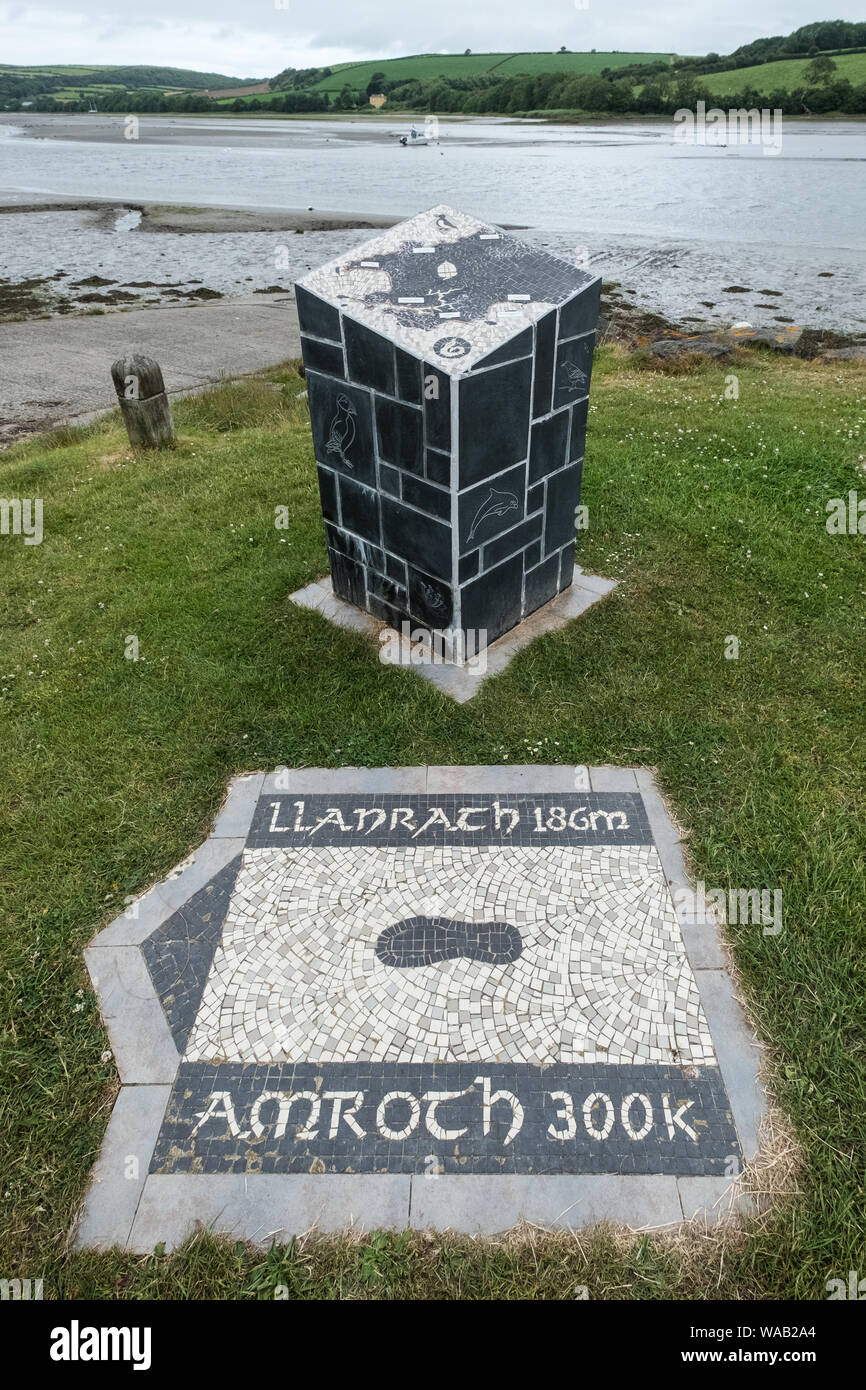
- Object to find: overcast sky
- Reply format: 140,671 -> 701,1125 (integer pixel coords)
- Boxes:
2,2 -> 862,78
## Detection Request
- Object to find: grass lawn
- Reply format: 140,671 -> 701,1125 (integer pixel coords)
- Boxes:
0,350 -> 864,1299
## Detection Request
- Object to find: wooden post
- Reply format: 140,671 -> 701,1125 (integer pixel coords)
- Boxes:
110,351 -> 175,448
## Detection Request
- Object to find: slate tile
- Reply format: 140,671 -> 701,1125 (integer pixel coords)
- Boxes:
422,364 -> 451,451
316,465 -> 338,525
295,283 -> 341,342
300,335 -> 344,379
306,372 -> 375,486
325,523 -> 383,573
460,552 -> 523,645
381,496 -> 451,581
401,474 -> 450,521
482,514 -> 542,571
532,309 -> 556,419
379,463 -> 400,497
569,398 -> 589,462
337,475 -> 381,546
529,408 -> 570,485
376,395 -> 423,474
425,449 -> 451,486
458,357 -> 531,490
559,279 -> 601,341
559,544 -> 575,591
328,549 -> 366,608
395,346 -> 422,404
344,317 -> 395,394
385,553 -> 407,584
459,551 -> 480,583
553,334 -> 594,412
544,462 -> 581,557
407,568 -> 453,627
473,325 -> 533,370
458,461 -> 526,553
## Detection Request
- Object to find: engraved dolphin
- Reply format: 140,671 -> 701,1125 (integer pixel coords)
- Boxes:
376,916 -> 523,968
325,394 -> 357,467
467,487 -> 519,542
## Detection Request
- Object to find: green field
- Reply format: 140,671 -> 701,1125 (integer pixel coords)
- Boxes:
213,89 -> 287,106
46,85 -> 126,99
1,348 -> 865,1298
0,65 -> 114,76
0,63 -> 254,92
703,50 -> 866,95
302,51 -> 677,93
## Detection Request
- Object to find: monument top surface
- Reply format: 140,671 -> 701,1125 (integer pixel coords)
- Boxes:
295,204 -> 600,374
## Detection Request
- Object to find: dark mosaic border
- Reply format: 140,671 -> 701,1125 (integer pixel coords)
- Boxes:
141,855 -> 242,1052
150,1062 -> 740,1177
248,792 -> 651,848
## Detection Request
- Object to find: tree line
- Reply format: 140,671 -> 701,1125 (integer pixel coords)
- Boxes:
0,65 -> 254,104
6,21 -> 866,117
12,63 -> 866,116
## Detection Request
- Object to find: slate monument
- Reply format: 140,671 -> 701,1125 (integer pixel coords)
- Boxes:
295,205 -> 601,653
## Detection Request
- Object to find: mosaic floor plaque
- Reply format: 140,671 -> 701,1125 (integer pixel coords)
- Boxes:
78,768 -> 765,1248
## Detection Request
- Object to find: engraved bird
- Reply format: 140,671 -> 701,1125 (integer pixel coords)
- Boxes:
467,487 -> 519,542
560,360 -> 588,393
326,394 -> 357,468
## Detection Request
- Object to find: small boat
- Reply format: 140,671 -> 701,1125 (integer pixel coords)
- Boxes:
398,127 -> 428,147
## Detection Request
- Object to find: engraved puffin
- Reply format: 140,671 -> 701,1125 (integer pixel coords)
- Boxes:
326,394 -> 357,468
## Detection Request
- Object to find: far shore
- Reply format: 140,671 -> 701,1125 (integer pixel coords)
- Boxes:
2,110 -> 863,140
0,192 -> 401,234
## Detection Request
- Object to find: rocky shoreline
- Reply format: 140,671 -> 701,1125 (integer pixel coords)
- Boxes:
0,192 -> 863,363
597,284 -> 865,361
1,267 -> 863,365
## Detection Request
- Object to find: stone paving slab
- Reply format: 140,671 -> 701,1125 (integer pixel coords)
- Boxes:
677,1175 -> 755,1227
74,1086 -> 171,1252
83,946 -> 179,1084
290,572 -> 617,702
0,294 -> 301,436
409,1174 -> 684,1233
129,1175 -> 414,1254
76,765 -> 766,1250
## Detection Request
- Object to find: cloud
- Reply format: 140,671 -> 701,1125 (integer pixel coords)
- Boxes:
0,1 -> 844,78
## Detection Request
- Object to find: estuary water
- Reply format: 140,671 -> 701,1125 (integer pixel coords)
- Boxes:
1,114 -> 864,332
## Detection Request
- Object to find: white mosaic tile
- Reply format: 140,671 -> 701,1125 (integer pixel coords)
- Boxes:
185,846 -> 717,1068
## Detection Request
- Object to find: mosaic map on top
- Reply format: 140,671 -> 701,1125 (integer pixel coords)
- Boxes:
295,204 -> 599,372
